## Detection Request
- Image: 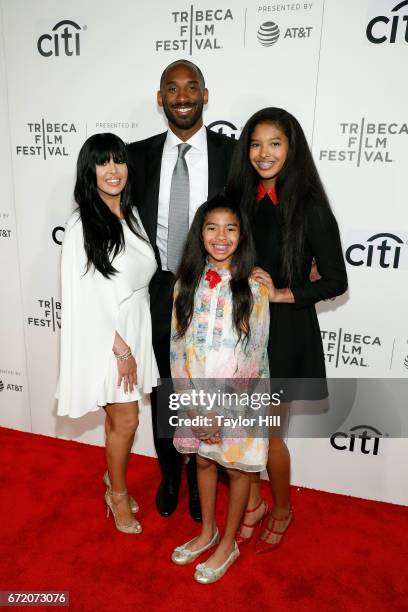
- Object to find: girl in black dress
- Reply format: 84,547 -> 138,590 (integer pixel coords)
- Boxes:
227,107 -> 348,553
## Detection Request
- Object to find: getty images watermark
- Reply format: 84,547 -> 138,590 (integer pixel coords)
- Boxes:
156,378 -> 408,440
168,387 -> 282,430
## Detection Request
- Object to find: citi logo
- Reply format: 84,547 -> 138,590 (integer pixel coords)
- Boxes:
208,120 -> 238,139
52,226 -> 65,245
345,233 -> 403,269
330,425 -> 382,455
257,22 -> 280,46
37,20 -> 85,57
366,0 -> 408,44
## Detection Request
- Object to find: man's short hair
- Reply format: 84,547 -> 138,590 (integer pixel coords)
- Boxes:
159,60 -> 205,90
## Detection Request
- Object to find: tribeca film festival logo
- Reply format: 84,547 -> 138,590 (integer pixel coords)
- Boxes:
366,0 -> 408,44
16,121 -> 77,159
321,329 -> 382,368
155,7 -> 233,53
330,425 -> 383,456
27,298 -> 61,332
37,19 -> 86,57
346,232 -> 406,269
319,119 -> 408,166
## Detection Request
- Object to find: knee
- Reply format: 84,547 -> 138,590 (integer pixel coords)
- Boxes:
111,413 -> 139,437
226,468 -> 248,482
196,455 -> 212,470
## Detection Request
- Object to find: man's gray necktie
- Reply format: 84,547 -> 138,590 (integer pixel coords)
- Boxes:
167,142 -> 192,273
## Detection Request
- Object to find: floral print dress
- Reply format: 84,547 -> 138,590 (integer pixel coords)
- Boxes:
170,262 -> 270,472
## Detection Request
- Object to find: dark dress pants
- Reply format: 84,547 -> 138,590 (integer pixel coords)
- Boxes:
150,270 -> 183,483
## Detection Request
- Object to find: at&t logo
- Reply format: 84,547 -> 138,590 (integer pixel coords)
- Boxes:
37,19 -> 86,57
257,20 -> 312,46
257,22 -> 280,46
330,425 -> 382,455
0,379 -> 23,392
208,120 -> 238,139
346,233 -> 404,269
367,1 -> 408,44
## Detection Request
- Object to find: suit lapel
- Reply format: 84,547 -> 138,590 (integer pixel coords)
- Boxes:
140,133 -> 166,246
206,127 -> 226,199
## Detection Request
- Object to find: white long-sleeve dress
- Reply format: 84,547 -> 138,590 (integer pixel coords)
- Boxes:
57,210 -> 159,418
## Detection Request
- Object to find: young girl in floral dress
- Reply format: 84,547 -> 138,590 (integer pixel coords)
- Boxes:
169,194 -> 270,583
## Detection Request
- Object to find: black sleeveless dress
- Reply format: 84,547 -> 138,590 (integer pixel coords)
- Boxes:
253,194 -> 348,399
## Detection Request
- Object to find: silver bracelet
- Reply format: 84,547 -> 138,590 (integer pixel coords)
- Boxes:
115,347 -> 132,361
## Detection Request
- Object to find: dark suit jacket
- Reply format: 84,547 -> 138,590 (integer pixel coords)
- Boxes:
126,127 -> 236,255
126,127 -> 236,373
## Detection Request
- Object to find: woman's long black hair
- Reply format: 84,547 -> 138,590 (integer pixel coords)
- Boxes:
175,193 -> 255,343
227,107 -> 332,285
74,132 -> 145,278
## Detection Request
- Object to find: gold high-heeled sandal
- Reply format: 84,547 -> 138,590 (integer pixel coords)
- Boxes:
103,471 -> 139,513
105,489 -> 142,535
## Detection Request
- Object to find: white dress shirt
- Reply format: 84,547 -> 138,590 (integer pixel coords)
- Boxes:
157,125 -> 208,271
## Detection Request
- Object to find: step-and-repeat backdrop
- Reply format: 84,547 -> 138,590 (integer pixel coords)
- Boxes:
1,0 -> 407,505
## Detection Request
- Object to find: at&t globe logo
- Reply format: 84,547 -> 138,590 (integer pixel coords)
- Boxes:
257,22 -> 280,46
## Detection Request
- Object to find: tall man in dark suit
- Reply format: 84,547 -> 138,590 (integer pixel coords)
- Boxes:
127,60 -> 235,521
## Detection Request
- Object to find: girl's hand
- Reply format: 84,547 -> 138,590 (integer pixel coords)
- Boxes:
117,355 -> 137,394
309,260 -> 322,282
194,413 -> 222,444
251,266 -> 277,302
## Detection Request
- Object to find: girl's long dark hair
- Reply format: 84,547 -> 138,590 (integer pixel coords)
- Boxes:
227,107 -> 332,285
175,193 -> 255,343
74,132 -> 145,278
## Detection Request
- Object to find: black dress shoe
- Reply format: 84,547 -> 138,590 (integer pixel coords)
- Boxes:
156,478 -> 179,517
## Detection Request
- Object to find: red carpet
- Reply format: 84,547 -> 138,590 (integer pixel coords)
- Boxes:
0,426 -> 407,611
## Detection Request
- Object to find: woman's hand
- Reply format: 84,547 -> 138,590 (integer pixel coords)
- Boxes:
251,266 -> 295,303
116,355 -> 137,394
251,266 -> 277,302
310,260 -> 322,282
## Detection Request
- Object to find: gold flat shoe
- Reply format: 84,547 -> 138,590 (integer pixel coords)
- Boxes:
194,542 -> 240,584
171,529 -> 220,565
103,471 -> 139,513
105,490 -> 142,535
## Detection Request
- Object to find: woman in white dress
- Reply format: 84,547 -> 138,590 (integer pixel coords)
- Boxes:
57,133 -> 159,534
